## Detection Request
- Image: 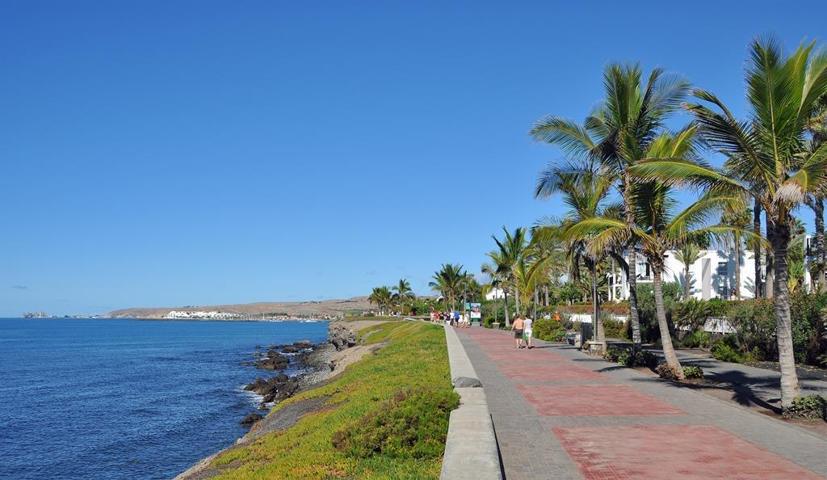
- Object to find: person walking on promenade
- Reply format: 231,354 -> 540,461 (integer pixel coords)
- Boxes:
523,315 -> 533,349
512,315 -> 525,349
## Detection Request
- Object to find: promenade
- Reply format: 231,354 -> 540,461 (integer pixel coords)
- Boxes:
457,327 -> 827,480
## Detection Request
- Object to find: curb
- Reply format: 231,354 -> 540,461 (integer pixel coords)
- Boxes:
441,325 -> 503,480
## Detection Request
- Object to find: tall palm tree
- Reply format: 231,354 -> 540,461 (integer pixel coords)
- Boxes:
391,278 -> 415,311
429,264 -> 466,311
368,286 -> 393,316
569,129 -> 754,379
485,250 -> 512,327
535,161 -> 618,344
531,63 -> 690,348
492,227 -> 529,315
675,243 -> 701,301
806,101 -> 827,292
631,39 -> 827,409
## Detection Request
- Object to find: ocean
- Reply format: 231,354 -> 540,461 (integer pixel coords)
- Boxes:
0,318 -> 328,480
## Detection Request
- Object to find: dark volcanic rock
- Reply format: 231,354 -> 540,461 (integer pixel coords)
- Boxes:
240,413 -> 263,426
255,349 -> 289,370
329,323 -> 356,351
245,374 -> 300,406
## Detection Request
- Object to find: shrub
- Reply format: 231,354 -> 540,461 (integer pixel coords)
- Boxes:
674,299 -> 715,332
601,317 -> 628,340
603,346 -> 658,369
533,318 -> 566,341
680,330 -> 711,349
782,395 -> 827,421
332,386 -> 459,459
682,365 -> 704,379
726,299 -> 775,361
711,337 -> 744,363
655,363 -> 679,379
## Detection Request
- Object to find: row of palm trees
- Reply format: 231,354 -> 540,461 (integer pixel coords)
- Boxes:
368,279 -> 415,315
528,38 -> 827,410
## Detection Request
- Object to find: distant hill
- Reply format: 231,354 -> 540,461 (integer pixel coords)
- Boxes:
107,297 -> 373,319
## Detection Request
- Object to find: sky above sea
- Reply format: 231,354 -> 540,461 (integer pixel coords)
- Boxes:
2,1 -> 826,316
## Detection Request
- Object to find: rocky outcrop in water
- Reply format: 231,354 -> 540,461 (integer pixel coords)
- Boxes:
245,373 -> 301,405
255,349 -> 289,370
240,413 -> 263,426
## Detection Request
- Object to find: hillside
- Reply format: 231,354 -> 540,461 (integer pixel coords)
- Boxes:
107,297 -> 373,319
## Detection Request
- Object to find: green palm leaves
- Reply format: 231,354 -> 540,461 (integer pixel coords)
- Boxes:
626,38 -> 827,409
429,264 -> 467,311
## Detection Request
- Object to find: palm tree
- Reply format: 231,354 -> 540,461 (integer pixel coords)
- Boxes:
630,38 -> 827,409
675,243 -> 701,301
491,227 -> 529,315
535,161 -> 618,344
531,63 -> 690,348
429,264 -> 466,311
485,250 -> 512,327
806,101 -> 827,292
569,129 -> 756,379
391,278 -> 415,311
368,286 -> 393,316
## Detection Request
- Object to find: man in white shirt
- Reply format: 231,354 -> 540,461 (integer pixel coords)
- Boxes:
523,316 -> 534,349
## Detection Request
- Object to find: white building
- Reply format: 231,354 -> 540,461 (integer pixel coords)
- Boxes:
485,287 -> 506,301
607,249 -> 758,302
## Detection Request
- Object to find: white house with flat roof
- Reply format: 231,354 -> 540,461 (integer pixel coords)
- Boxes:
607,248 -> 758,302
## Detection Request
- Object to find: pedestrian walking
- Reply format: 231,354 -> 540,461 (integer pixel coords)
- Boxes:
523,315 -> 533,349
511,315 -> 525,349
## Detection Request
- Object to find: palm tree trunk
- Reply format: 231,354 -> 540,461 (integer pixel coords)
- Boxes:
754,200 -> 763,298
533,289 -> 539,320
766,215 -> 775,298
623,174 -> 642,347
503,291 -> 510,328
627,248 -> 642,346
814,197 -> 826,292
592,266 -> 603,345
544,285 -> 549,306
652,263 -> 684,379
734,233 -> 742,300
770,220 -> 801,410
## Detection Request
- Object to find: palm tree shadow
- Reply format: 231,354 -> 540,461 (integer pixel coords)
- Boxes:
632,368 -> 782,414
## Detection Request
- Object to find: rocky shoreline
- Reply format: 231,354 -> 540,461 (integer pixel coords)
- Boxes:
240,322 -> 357,415
174,321 -> 377,480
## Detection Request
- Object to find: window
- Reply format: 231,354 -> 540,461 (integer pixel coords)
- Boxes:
716,262 -> 728,298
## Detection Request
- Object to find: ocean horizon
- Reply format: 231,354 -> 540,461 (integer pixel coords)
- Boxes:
0,317 -> 328,479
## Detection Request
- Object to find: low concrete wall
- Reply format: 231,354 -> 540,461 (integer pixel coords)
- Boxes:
441,326 -> 503,480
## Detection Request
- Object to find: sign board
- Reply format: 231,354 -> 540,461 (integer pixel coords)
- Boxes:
468,303 -> 481,320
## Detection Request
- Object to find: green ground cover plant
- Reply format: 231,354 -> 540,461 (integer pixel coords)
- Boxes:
209,321 -> 456,479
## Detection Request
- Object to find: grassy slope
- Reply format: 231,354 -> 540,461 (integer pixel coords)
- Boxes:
210,321 -> 453,479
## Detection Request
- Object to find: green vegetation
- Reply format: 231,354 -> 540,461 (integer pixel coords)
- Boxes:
331,386 -> 458,460
782,395 -> 827,420
209,321 -> 456,479
682,365 -> 705,379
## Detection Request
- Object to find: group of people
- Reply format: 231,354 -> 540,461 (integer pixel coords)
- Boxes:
510,314 -> 534,349
430,309 -> 471,328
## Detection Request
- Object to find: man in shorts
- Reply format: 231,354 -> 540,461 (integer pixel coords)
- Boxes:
512,315 -> 525,349
523,316 -> 534,349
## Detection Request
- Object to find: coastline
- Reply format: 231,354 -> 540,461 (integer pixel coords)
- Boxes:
175,320 -> 382,480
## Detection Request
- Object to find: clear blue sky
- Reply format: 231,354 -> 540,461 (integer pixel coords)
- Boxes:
2,1 -> 825,316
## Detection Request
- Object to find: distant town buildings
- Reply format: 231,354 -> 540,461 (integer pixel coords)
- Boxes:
163,310 -> 244,320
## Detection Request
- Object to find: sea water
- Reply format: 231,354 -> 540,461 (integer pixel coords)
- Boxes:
0,318 -> 328,479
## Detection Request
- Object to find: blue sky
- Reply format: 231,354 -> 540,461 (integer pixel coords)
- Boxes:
1,1 -> 826,316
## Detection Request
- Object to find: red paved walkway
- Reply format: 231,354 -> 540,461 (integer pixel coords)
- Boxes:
458,327 -> 827,480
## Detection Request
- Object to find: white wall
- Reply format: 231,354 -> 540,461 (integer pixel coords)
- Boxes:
610,248 -> 757,301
